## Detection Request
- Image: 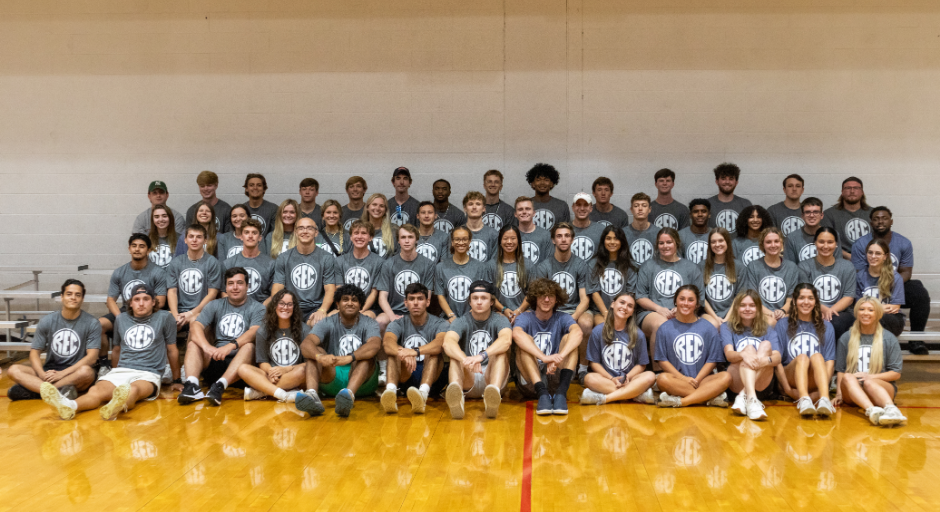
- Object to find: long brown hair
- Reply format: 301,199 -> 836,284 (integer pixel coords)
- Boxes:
866,239 -> 896,301
321,199 -> 345,253
726,290 -> 768,337
148,204 -> 177,253
786,283 -> 826,341
194,200 -> 218,256
263,289 -> 304,347
602,292 -> 639,349
704,228 -> 737,285
496,225 -> 526,291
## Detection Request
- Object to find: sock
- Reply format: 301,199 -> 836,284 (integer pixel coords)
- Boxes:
556,369 -> 574,398
578,364 -> 588,374
186,376 -> 199,386
419,384 -> 430,395
273,388 -> 288,401
62,397 -> 78,410
306,389 -> 317,395
217,378 -> 228,389
534,381 -> 549,398
386,383 -> 397,392
379,359 -> 387,371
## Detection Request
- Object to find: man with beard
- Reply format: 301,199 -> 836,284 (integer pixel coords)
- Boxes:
389,167 -> 421,227
823,177 -> 873,259
526,163 -> 570,230
430,179 -> 467,234
678,199 -> 711,266
707,163 -> 753,231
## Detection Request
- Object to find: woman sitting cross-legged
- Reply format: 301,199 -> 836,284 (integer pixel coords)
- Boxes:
720,290 -> 782,421
832,297 -> 906,427
654,284 -> 732,408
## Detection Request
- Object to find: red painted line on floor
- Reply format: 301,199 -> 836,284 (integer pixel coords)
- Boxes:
521,400 -> 533,512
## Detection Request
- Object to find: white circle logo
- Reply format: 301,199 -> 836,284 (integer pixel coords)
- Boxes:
890,253 -> 899,270
290,263 -> 318,290
271,337 -> 300,366
345,267 -> 371,292
813,274 -> 842,304
788,332 -> 819,360
124,324 -> 156,351
251,214 -> 267,234
862,286 -> 880,299
416,242 -> 438,261
245,267 -> 261,295
759,276 -> 787,304
468,330 -> 492,356
339,334 -> 362,355
122,279 -> 145,302
533,332 -> 553,361
602,341 -> 633,372
654,269 -> 683,297
857,346 -> 872,373
655,213 -> 678,229
845,218 -> 870,243
228,245 -> 243,258
552,271 -> 576,297
448,275 -> 473,303
390,210 -> 409,227
533,209 -> 555,230
781,216 -> 804,235
500,271 -> 521,298
150,244 -> 173,268
715,210 -> 738,231
482,213 -> 503,230
179,269 -> 204,296
674,333 -> 704,365
571,236 -> 595,260
521,241 -> 541,263
735,337 -> 762,352
343,218 -> 356,232
742,246 -> 765,266
404,334 -> 428,361
631,239 -> 654,264
596,220 -> 612,228
798,244 -> 817,261
433,218 -> 454,233
371,237 -> 389,258
51,328 -> 81,358
317,241 -> 339,256
600,268 -> 624,296
468,240 -> 488,262
706,274 -> 733,302
394,270 -> 420,296
686,241 -> 708,264
218,313 -> 246,339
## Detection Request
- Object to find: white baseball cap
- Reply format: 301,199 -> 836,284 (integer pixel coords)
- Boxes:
572,192 -> 595,205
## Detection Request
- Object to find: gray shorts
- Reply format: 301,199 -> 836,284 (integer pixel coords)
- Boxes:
465,364 -> 509,399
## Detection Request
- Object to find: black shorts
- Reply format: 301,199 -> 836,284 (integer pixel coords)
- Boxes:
43,362 -> 71,373
101,305 -> 128,327
203,356 -> 246,389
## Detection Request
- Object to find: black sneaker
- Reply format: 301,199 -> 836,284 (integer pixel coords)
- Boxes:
177,381 -> 204,405
58,385 -> 78,400
909,340 -> 930,356
206,381 -> 225,406
8,384 -> 40,401
536,393 -> 553,415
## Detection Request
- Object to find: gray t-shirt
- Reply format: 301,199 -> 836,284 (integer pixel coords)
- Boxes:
586,324 -> 649,378
416,230 -> 450,262
264,231 -> 295,257
707,195 -> 753,231
167,252 -> 223,313
390,196 -> 421,228
272,247 -> 337,315
767,201 -> 804,237
186,199 -> 232,234
195,297 -> 265,350
112,310 -> 177,375
784,227 -> 818,264
822,205 -> 873,254
531,196 -> 571,230
572,222 -> 607,261
299,203 -> 323,228
624,223 -> 659,266
435,257 -> 495,318
316,230 -> 351,257
386,314 -> 449,362
223,251 -> 275,302
798,258 -> 857,307
589,260 -> 638,310
654,318 -> 726,377
255,323 -> 311,367
433,204 -> 467,234
465,224 -> 499,262
311,314 -> 381,357
741,258 -> 800,311
483,200 -> 515,231
377,254 -> 437,314
732,237 -> 764,267
448,312 -> 512,357
32,311 -> 102,369
519,226 -> 554,266
149,236 -> 177,270
245,200 -> 279,238
589,205 -> 630,231
132,206 -> 186,236
341,205 -> 365,233
531,255 -> 591,310
495,260 -> 528,311
703,261 -> 742,318
369,227 -> 399,259
217,232 -> 270,261
636,257 -> 704,310
338,251 -> 386,298
651,200 -> 690,231
836,331 -> 902,375
108,260 -> 168,304
678,227 -> 710,266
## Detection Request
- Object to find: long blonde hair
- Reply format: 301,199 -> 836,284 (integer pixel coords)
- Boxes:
148,204 -> 178,253
321,199 -> 345,253
704,228 -> 737,284
194,201 -> 218,256
602,292 -> 640,349
867,239 -> 896,301
270,199 -> 299,258
845,297 -> 886,374
726,290 -> 768,337
361,193 -> 395,253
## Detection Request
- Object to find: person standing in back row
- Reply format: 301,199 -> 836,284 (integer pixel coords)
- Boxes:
767,174 -> 805,236
483,170 -> 516,231
243,173 -> 278,238
823,176 -> 872,259
707,163 -> 753,231
389,166 -> 421,228
431,179 -> 467,234
650,168 -> 690,230
342,176 -> 368,232
298,177 -> 323,227
527,163 -> 570,230
186,171 -> 231,233
589,177 -> 630,230
132,180 -> 187,236
678,199 -> 711,266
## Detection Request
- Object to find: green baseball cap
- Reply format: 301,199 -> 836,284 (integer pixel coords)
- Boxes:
148,180 -> 168,193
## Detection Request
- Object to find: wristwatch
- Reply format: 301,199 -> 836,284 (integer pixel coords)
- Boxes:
172,378 -> 183,385
481,350 -> 489,364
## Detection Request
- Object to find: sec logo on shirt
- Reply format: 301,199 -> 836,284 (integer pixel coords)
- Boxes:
404,334 -> 428,361
468,240 -> 488,262
862,286 -> 880,299
343,218 -> 356,232
674,333 -> 704,365
596,220 -> 612,228
552,271 -> 576,297
51,328 -> 82,358
734,337 -> 762,352
715,210 -> 738,231
245,267 -> 262,295
338,334 -> 362,355
218,313 -> 246,339
742,247 -> 765,266
228,245 -> 243,258
149,244 -> 173,268
290,263 -> 318,290
122,279 -> 146,302
179,269 -> 205,296
345,267 -> 371,292
631,239 -> 654,264
482,213 -> 503,230
251,214 -> 267,235
845,218 -> 870,243
468,330 -> 492,356
271,337 -> 300,366
521,241 -> 540,263
571,236 -> 595,260
788,332 -> 820,359
706,274 -> 733,302
390,210 -> 409,227
655,213 -> 678,230
533,332 -> 553,362
124,324 -> 156,351
600,268 -> 625,296
798,243 -> 817,262
686,241 -> 708,264
602,340 -> 633,372
857,346 -> 872,373
813,274 -> 842,303
500,271 -> 521,298
759,275 -> 787,304
416,243 -> 438,261
654,269 -> 683,297
448,275 -> 473,303
371,237 -> 389,258
434,218 -> 454,233
394,270 -> 420,296
533,209 -> 555,230
781,216 -> 804,235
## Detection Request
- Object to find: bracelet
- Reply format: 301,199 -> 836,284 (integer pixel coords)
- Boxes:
416,346 -> 421,357
232,340 -> 239,349
447,313 -> 456,319
351,352 -> 357,362
481,350 -> 489,363
172,378 -> 183,385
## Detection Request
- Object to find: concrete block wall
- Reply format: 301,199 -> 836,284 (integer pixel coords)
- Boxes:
1,0 -> 938,294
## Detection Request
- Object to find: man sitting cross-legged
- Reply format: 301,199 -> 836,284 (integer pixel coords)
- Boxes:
177,267 -> 265,406
238,289 -> 311,402
8,279 -> 100,401
443,280 -> 512,420
380,282 -> 448,414
512,278 -> 582,415
41,284 -> 177,421
294,284 -> 382,418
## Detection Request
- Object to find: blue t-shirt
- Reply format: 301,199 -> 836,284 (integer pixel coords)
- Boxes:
718,323 -> 780,355
585,324 -> 649,378
653,318 -> 725,377
856,269 -> 905,305
513,310 -> 576,359
774,318 -> 836,366
850,232 -> 914,272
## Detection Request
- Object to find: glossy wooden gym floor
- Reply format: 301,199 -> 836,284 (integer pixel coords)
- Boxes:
2,362 -> 940,512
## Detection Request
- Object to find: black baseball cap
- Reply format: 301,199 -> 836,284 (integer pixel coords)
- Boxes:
130,283 -> 155,300
392,167 -> 411,179
469,280 -> 496,296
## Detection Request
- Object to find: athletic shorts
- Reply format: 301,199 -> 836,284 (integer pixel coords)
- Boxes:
320,364 -> 379,398
99,368 -> 160,401
636,310 -> 653,328
43,362 -> 72,373
400,361 -> 426,390
204,356 -> 247,389
464,363 -> 509,399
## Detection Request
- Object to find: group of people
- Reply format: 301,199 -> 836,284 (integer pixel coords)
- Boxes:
5,163 -> 922,428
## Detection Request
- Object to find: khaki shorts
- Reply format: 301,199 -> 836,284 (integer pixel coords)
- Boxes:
99,368 -> 161,401
464,364 -> 509,399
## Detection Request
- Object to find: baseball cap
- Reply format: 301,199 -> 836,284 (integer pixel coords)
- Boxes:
129,283 -> 155,300
392,167 -> 412,179
572,192 -> 595,205
148,180 -> 168,193
468,280 -> 496,296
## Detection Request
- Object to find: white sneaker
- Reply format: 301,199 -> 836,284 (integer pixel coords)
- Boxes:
815,397 -> 834,417
797,396 -> 816,416
879,405 -> 907,426
706,392 -> 730,408
633,388 -> 655,405
162,364 -> 173,385
407,387 -> 428,414
278,390 -> 297,403
746,397 -> 767,421
377,360 -> 388,387
381,388 -> 398,413
483,385 -> 501,419
731,393 -> 748,415
657,392 -> 682,408
580,388 -> 606,405
243,387 -> 265,401
865,406 -> 885,426
445,382 -> 465,419
97,365 -> 111,379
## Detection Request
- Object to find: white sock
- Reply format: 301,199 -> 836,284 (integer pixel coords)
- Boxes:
578,364 -> 588,374
273,388 -> 288,401
306,389 -> 317,395
419,384 -> 430,394
379,360 -> 387,372
62,397 -> 78,410
217,378 -> 228,389
186,376 -> 199,386
386,383 -> 397,392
